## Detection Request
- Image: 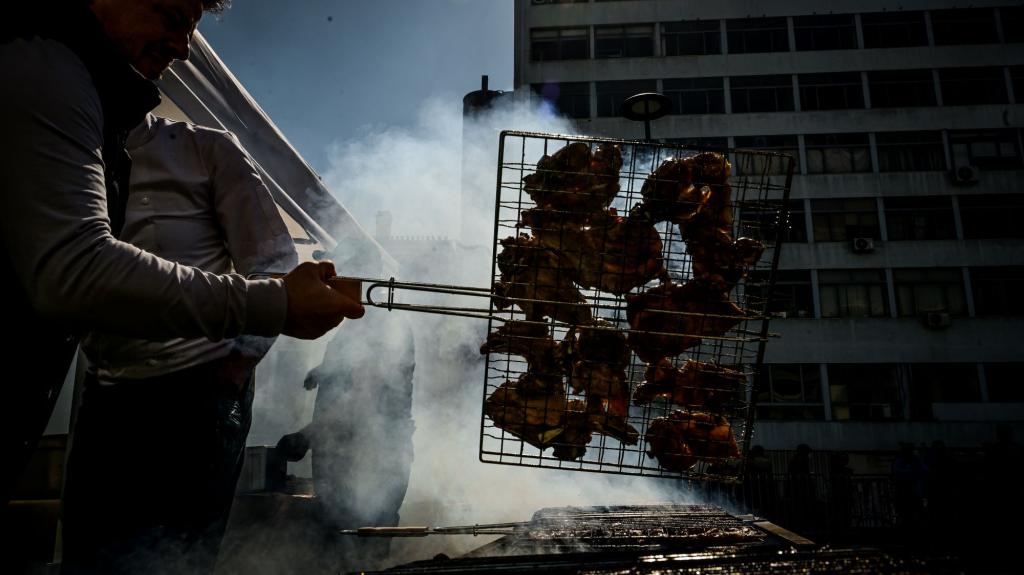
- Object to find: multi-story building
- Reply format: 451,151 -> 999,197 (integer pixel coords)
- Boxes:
514,0 -> 1024,457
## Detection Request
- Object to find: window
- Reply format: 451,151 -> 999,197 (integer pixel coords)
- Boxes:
818,269 -> 889,318
733,135 -> 799,176
756,364 -> 824,420
829,364 -> 901,421
594,24 -> 654,58
530,27 -> 588,61
811,198 -> 880,242
959,194 -> 1024,239
949,130 -> 1021,170
860,11 -> 928,48
985,363 -> 1024,402
798,72 -> 864,110
907,364 -> 981,420
875,131 -> 946,172
730,75 -> 794,113
793,14 -> 857,51
744,269 -> 814,318
883,196 -> 956,241
892,268 -> 967,317
940,67 -> 1008,106
532,82 -> 590,119
663,77 -> 724,115
726,17 -> 789,54
867,69 -> 937,108
970,267 -> 1024,316
662,21 -> 721,56
805,133 -> 872,174
666,137 -> 729,151
1002,7 -> 1024,43
931,8 -> 998,46
737,199 -> 808,243
595,79 -> 657,117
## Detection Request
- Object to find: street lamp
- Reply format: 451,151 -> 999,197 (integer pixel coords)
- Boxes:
620,92 -> 672,141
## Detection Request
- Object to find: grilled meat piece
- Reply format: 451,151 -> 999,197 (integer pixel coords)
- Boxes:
633,157 -> 712,225
690,235 -> 765,291
576,211 -> 666,295
562,320 -> 632,419
480,321 -> 554,367
522,142 -> 622,216
519,207 -> 586,253
625,280 -> 746,363
563,320 -> 631,368
494,234 -> 592,324
480,321 -> 565,395
550,399 -> 593,460
633,358 -> 746,410
680,152 -> 734,242
586,396 -> 640,445
645,410 -> 740,472
484,378 -> 568,450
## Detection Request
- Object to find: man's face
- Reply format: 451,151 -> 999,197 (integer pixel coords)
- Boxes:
91,0 -> 204,80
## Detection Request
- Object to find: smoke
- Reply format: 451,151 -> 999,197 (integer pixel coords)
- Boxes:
238,94 -> 700,572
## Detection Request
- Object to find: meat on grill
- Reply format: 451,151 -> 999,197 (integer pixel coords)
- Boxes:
561,321 -> 638,445
690,235 -> 765,291
563,321 -> 630,415
633,156 -> 712,226
586,396 -> 640,446
522,142 -> 622,220
633,358 -> 746,410
494,234 -> 592,324
645,410 -> 740,472
625,280 -> 746,363
484,378 -> 569,450
680,152 -> 734,244
550,400 -> 592,460
519,207 -> 585,253
480,321 -> 564,395
575,211 -> 667,295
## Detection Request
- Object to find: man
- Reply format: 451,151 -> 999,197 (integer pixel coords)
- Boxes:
0,0 -> 363,508
57,112 -> 300,573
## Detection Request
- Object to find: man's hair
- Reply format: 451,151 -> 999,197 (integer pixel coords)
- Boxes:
202,0 -> 231,14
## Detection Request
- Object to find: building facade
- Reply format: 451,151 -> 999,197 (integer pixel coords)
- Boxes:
514,0 -> 1024,453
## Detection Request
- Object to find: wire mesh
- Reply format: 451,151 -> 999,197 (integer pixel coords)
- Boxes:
479,130 -> 794,482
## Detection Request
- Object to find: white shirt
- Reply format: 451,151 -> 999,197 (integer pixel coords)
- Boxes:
82,114 -> 299,380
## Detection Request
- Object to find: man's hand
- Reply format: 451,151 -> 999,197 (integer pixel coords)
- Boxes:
281,261 -> 364,339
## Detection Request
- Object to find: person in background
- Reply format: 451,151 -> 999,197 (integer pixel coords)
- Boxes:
59,113 -> 300,573
277,244 -> 416,571
0,0 -> 362,514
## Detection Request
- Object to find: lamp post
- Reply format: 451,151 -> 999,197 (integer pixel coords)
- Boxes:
620,92 -> 672,141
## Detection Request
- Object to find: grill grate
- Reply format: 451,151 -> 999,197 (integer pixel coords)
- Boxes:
479,131 -> 795,481
518,505 -> 765,551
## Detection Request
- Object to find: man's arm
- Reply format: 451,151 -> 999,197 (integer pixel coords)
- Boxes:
0,38 -> 347,340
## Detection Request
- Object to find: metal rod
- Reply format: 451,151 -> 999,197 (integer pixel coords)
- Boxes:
339,522 -> 528,538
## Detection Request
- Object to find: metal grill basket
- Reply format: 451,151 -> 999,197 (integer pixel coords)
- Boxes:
478,130 -> 795,482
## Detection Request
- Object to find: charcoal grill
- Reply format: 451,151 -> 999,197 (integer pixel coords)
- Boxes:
350,505 -> 965,575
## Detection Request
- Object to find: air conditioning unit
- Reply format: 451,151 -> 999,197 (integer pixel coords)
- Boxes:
923,312 -> 952,329
851,237 -> 875,254
951,165 -> 979,186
